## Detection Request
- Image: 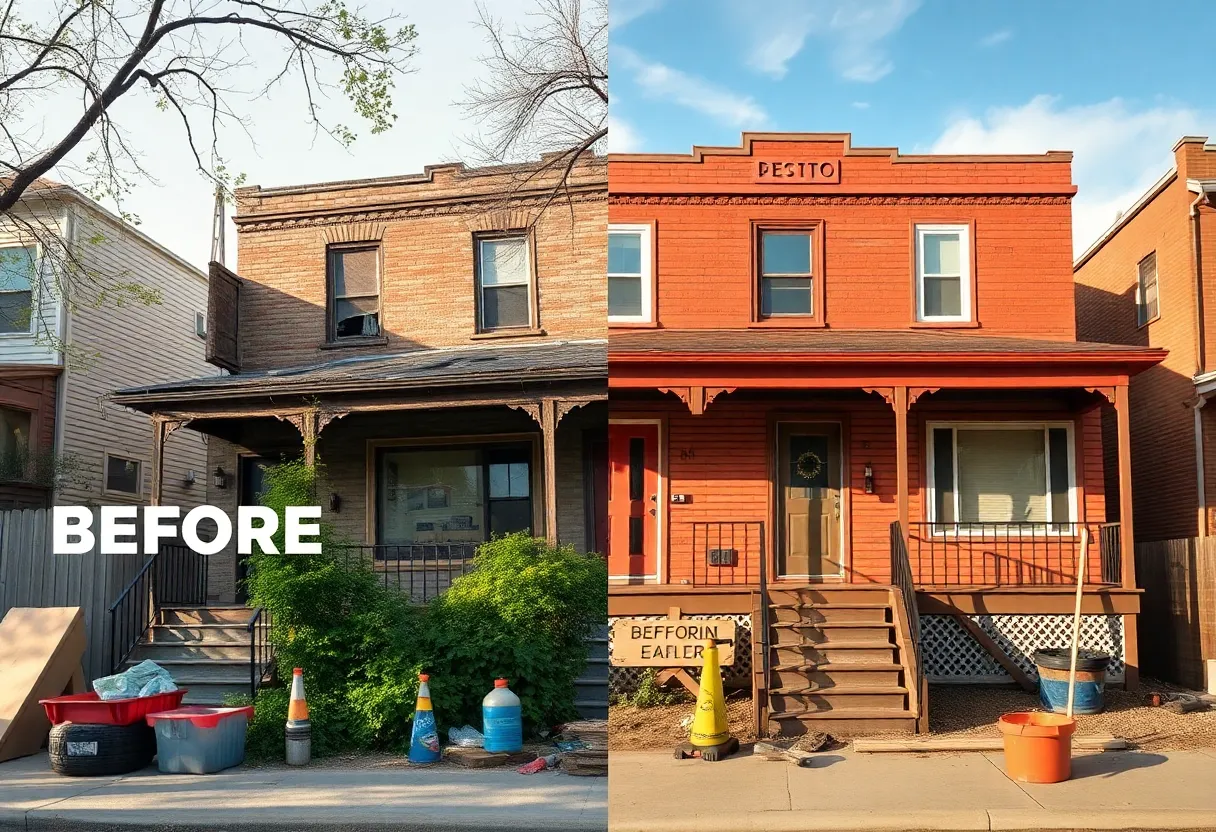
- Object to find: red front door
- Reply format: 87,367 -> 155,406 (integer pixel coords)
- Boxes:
608,423 -> 659,580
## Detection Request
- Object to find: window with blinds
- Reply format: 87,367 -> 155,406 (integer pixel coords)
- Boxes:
929,423 -> 1073,528
1137,251 -> 1158,326
327,245 -> 381,340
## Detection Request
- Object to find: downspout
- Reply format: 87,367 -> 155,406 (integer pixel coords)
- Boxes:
52,206 -> 74,506
1191,187 -> 1211,535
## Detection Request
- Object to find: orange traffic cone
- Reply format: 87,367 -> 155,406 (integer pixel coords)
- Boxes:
285,667 -> 311,766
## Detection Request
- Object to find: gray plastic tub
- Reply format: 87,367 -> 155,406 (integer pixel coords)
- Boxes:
145,706 -> 253,774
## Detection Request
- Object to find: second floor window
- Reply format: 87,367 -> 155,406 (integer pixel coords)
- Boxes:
915,224 -> 971,322
328,245 -> 381,340
0,245 -> 36,334
477,235 -> 532,331
1137,251 -> 1159,326
760,230 -> 814,316
608,224 -> 653,323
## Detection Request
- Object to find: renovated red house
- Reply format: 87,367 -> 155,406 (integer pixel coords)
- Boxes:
607,134 -> 1166,736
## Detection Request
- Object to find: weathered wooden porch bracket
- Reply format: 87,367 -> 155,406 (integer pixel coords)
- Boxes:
150,415 -> 193,507
1085,386 -> 1117,404
657,385 -> 736,415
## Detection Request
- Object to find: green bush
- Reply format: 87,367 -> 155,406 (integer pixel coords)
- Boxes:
614,669 -> 690,708
243,458 -> 606,758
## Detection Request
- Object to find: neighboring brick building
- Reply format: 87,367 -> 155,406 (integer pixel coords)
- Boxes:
1075,136 -> 1216,542
608,133 -> 1164,737
116,156 -> 608,602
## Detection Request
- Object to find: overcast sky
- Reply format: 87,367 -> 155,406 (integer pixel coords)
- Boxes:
46,1 -> 534,272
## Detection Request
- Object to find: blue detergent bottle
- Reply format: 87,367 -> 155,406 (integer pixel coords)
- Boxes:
482,678 -> 523,753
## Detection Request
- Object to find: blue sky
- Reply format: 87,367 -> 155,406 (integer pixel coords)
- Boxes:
609,0 -> 1216,253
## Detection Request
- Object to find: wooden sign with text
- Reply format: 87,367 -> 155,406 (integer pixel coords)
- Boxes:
611,615 -> 736,666
753,159 -> 841,184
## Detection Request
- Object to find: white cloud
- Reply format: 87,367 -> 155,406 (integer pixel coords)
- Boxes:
724,0 -> 920,82
608,116 -> 642,153
611,0 -> 664,30
931,95 -> 1212,253
852,101 -> 871,110
614,46 -> 767,128
979,29 -> 1013,47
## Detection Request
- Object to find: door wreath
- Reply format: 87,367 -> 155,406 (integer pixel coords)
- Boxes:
795,450 -> 824,481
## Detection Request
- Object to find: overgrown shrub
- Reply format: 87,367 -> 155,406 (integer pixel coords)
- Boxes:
612,669 -> 690,708
243,458 -> 607,758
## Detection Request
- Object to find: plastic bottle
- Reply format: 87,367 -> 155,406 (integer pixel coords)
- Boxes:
482,678 -> 523,753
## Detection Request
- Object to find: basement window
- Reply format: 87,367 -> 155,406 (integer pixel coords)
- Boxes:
327,245 -> 381,340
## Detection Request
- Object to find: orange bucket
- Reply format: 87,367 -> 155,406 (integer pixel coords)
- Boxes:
997,712 -> 1076,783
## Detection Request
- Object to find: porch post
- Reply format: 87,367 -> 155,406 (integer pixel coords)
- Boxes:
894,385 -> 909,536
301,409 -> 318,467
150,415 -> 167,507
540,398 -> 559,545
1114,384 -> 1135,590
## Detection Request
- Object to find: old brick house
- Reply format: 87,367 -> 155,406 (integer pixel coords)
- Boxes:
608,133 -> 1164,736
113,156 -> 607,706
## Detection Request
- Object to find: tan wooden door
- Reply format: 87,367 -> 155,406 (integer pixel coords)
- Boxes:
777,423 -> 842,578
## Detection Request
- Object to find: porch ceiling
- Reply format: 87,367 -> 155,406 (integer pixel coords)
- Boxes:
112,339 -> 607,413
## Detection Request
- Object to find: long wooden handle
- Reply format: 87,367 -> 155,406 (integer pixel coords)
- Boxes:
1066,527 -> 1090,719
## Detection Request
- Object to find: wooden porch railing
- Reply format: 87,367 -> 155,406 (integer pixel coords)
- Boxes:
332,543 -> 477,602
907,522 -> 1121,587
890,522 -> 923,726
681,521 -> 766,586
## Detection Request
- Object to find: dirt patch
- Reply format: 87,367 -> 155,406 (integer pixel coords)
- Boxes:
609,680 -> 1216,752
244,742 -> 558,770
609,694 -> 757,751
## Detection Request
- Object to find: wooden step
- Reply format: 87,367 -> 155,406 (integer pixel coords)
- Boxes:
770,688 -> 908,711
124,657 -> 256,682
770,666 -> 904,688
767,711 -> 917,738
148,623 -> 251,643
767,587 -> 892,606
768,604 -> 890,624
771,622 -> 895,642
772,641 -> 898,664
131,641 -> 253,661
769,681 -> 909,696
158,606 -> 255,626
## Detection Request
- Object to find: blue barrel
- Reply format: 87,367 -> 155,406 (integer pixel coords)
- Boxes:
482,679 -> 523,753
1034,648 -> 1108,714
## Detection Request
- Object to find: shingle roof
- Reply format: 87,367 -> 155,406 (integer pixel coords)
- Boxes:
609,329 -> 1164,360
114,339 -> 607,404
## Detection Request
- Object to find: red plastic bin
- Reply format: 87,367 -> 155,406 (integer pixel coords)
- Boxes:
39,689 -> 189,726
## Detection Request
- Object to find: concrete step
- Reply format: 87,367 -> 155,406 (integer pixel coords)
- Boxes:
147,623 -> 251,643
768,604 -> 891,624
131,641 -> 253,662
159,606 -> 254,625
769,665 -> 904,688
771,622 -> 895,643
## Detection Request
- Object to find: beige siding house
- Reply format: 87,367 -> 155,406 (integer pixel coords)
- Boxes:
0,180 -> 215,509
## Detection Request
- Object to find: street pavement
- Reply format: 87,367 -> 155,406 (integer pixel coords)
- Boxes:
0,753 -> 607,831
609,747 -> 1216,831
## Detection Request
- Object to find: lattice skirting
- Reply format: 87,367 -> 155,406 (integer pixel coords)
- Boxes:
608,614 -> 752,696
920,614 -> 1125,685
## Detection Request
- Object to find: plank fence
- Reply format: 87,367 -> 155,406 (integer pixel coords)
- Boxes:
1135,536 -> 1216,690
0,509 -> 148,684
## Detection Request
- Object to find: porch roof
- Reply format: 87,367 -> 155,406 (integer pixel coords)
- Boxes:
609,330 -> 1165,367
113,339 -> 607,410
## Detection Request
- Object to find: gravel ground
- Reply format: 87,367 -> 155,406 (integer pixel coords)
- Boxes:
608,680 -> 1216,752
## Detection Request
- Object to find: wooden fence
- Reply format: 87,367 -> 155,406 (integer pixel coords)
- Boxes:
1135,536 -> 1216,690
0,509 -> 148,684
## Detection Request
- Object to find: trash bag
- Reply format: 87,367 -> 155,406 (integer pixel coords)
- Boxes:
93,660 -> 178,701
447,725 -> 484,748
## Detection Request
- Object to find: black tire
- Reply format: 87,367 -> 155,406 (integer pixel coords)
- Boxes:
49,721 -> 157,776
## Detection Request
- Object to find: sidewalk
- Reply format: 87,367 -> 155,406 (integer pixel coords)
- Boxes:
0,753 -> 607,831
609,748 -> 1216,831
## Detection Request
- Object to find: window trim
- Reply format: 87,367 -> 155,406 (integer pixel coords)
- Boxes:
749,219 -> 825,328
924,420 -> 1078,533
102,451 -> 147,500
911,221 -> 977,327
607,222 -> 657,326
473,230 -> 539,334
1136,251 -> 1160,327
0,243 -> 39,337
365,433 -> 542,545
325,242 -> 383,344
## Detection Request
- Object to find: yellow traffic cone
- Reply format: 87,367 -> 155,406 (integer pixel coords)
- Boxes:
675,639 -> 738,761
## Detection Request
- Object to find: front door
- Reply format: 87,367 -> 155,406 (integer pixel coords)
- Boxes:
237,456 -> 270,604
777,422 -> 843,579
607,422 -> 659,580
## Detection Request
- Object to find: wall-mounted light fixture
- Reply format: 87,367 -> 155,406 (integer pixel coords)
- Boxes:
184,470 -> 197,486
329,492 -> 341,512
864,462 -> 874,494
213,466 -> 228,489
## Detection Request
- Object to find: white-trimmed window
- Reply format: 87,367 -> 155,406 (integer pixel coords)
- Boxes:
608,224 -> 652,322
1136,251 -> 1159,326
104,454 -> 143,496
327,245 -> 381,340
760,230 -> 814,316
927,422 -> 1075,528
0,245 -> 36,334
477,235 -> 532,331
915,224 -> 970,322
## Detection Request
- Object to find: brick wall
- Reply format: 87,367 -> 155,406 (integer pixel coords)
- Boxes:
1075,138 -> 1216,541
232,159 -> 607,371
